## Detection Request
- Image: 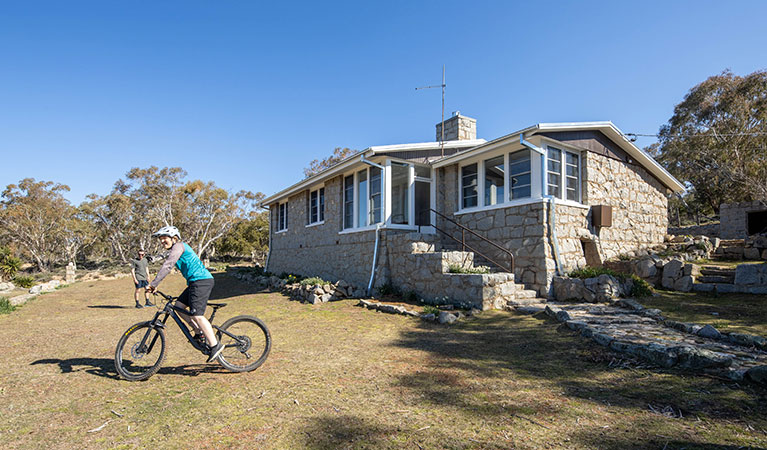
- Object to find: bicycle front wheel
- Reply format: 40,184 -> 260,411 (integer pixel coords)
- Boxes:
216,315 -> 271,373
114,321 -> 166,381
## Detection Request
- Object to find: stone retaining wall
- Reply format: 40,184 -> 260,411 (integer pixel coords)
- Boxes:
668,223 -> 720,238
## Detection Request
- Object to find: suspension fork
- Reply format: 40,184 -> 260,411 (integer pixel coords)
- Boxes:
138,310 -> 168,353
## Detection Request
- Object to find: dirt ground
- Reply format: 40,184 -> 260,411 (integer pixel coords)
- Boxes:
1,273 -> 766,449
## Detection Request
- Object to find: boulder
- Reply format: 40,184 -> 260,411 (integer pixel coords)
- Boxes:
696,324 -> 721,340
746,366 -> 767,386
744,248 -> 761,260
438,311 -> 457,324
662,259 -> 684,280
634,258 -> 657,278
0,282 -> 14,292
734,264 -> 761,285
673,276 -> 693,292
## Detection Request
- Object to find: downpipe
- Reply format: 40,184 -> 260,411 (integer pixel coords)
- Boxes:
367,223 -> 383,296
520,133 -> 564,276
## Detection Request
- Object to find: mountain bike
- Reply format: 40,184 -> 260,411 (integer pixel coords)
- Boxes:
114,290 -> 271,381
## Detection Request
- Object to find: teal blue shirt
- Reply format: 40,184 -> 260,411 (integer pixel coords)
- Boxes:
150,241 -> 213,288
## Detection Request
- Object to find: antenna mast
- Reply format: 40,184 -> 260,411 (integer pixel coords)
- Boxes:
416,65 -> 446,157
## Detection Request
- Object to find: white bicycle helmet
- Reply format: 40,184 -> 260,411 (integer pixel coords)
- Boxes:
152,225 -> 181,239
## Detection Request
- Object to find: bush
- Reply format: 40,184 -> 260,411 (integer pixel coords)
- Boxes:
568,266 -> 626,281
448,264 -> 490,274
377,281 -> 401,297
300,276 -> 328,286
12,275 -> 35,289
0,246 -> 21,281
422,305 -> 440,315
0,297 -> 15,314
630,274 -> 654,298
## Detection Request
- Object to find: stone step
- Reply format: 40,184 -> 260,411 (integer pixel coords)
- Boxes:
692,283 -> 742,294
700,266 -> 735,274
697,275 -> 735,284
515,289 -> 539,299
719,239 -> 745,247
510,303 -> 547,314
507,298 -> 547,307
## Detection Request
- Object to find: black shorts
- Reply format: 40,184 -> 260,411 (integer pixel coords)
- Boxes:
135,280 -> 149,289
177,278 -> 215,316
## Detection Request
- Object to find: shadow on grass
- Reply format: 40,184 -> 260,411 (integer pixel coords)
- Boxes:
391,312 -> 767,427
299,415 -> 397,449
31,357 -> 229,380
87,305 -> 134,309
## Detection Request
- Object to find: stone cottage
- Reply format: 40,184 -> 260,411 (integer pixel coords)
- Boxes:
261,114 -> 685,309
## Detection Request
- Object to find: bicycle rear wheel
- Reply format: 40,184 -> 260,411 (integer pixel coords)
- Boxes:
216,315 -> 271,373
114,321 -> 166,381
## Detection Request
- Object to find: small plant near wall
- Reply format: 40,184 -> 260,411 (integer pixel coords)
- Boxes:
448,264 -> 490,274
300,276 -> 328,286
377,281 -> 402,297
12,275 -> 35,289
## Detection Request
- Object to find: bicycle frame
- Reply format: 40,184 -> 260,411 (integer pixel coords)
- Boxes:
136,291 -> 242,355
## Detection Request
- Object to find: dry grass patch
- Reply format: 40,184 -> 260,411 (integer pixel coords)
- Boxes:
0,273 -> 765,449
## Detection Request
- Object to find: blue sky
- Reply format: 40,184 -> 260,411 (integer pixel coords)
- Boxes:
1,1 -> 765,204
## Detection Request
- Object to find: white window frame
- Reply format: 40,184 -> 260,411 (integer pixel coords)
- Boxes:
543,142 -> 581,204
307,186 -> 325,227
276,201 -> 288,233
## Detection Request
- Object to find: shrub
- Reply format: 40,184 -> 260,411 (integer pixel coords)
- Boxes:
377,281 -> 401,297
404,290 -> 419,302
300,276 -> 327,286
12,275 -> 35,289
422,305 -> 440,315
0,246 -> 21,281
568,266 -> 626,281
448,264 -> 490,274
0,297 -> 15,314
629,274 -> 654,298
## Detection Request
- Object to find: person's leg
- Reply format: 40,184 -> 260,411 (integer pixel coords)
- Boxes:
133,286 -> 142,307
191,315 -> 217,346
176,287 -> 201,334
143,283 -> 154,306
185,278 -> 222,362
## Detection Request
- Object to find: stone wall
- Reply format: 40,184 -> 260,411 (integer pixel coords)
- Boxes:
668,223 -> 720,238
267,175 -> 383,289
720,201 -> 767,239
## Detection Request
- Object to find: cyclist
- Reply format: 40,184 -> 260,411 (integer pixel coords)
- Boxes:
146,226 -> 224,363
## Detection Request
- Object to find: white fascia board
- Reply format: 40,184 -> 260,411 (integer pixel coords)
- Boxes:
260,149 -> 376,207
432,125 -> 538,168
260,139 -> 487,208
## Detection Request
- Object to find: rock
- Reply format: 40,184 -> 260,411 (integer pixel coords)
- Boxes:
9,293 -> 34,306
438,311 -> 457,324
673,346 -> 732,369
634,258 -> 657,278
29,285 -> 43,295
617,298 -> 644,311
673,276 -> 693,292
0,282 -> 13,292
421,313 -> 436,321
320,293 -> 332,303
746,366 -> 767,386
744,248 -> 761,260
552,277 -> 583,301
696,324 -> 721,339
734,264 -> 761,285
555,310 -> 571,322
662,259 -> 684,280
308,293 -> 322,304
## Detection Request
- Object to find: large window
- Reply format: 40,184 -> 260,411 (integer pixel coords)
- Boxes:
547,146 -> 580,201
343,175 -> 354,229
509,150 -> 531,200
461,163 -> 478,208
277,202 -> 288,232
309,187 -> 324,225
369,166 -> 382,224
391,162 -> 409,224
484,155 -> 504,206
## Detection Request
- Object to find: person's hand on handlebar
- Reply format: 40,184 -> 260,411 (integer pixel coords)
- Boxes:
146,285 -> 156,294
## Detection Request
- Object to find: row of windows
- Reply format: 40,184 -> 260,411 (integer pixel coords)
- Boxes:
460,146 -> 580,210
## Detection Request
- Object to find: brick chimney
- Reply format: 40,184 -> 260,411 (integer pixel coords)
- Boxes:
435,111 -> 476,141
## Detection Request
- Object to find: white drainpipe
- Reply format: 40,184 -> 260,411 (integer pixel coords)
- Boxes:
520,133 -> 564,277
361,156 -> 386,296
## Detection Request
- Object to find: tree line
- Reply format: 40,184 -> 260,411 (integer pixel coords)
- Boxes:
652,69 -> 767,225
0,167 -> 269,272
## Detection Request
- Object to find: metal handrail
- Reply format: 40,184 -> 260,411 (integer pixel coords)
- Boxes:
418,208 -> 514,273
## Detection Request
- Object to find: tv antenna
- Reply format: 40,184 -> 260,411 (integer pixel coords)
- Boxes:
416,65 -> 446,157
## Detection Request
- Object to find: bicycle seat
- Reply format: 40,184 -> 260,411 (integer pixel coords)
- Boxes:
208,302 -> 227,309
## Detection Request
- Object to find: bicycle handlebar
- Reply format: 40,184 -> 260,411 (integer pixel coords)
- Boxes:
152,290 -> 175,301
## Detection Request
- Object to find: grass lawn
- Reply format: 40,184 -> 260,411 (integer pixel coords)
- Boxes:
641,291 -> 767,337
1,273 -> 766,449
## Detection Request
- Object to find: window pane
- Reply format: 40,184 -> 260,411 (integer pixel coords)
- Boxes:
415,180 -> 430,226
415,165 -> 431,178
344,176 -> 354,229
319,188 -> 325,222
357,170 -> 368,227
484,155 -> 504,206
565,151 -> 580,202
310,190 -> 318,223
547,147 -> 563,198
391,163 -> 409,225
509,150 -> 531,200
369,166 -> 382,224
461,163 -> 478,209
